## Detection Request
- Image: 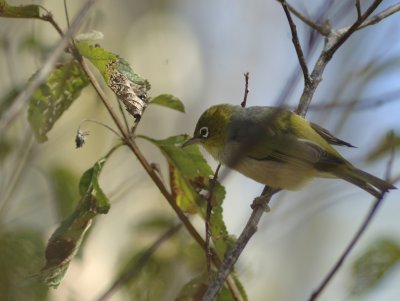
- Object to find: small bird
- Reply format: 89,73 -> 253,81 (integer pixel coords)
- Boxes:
183,104 -> 396,197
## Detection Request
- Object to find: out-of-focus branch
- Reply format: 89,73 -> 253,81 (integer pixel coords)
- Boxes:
0,0 -> 96,133
97,223 -> 182,301
309,139 -> 398,301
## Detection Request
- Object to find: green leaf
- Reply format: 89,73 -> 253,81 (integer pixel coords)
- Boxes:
40,145 -> 120,287
150,94 -> 185,112
350,238 -> 400,295
366,130 -> 400,162
141,135 -> 234,257
28,60 -> 89,142
76,42 -> 151,120
0,1 -> 41,18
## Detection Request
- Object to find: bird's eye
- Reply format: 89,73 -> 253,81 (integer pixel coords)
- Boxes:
199,126 -> 209,138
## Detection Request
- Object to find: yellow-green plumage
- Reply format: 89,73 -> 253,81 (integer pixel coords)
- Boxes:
184,104 -> 396,197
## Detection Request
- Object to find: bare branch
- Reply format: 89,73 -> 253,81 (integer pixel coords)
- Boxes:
355,0 -> 362,20
309,143 -> 397,301
202,188 -> 280,301
324,0 -> 383,61
240,72 -> 250,108
358,3 -> 400,30
296,0 -> 385,117
279,0 -> 311,88
281,0 -> 329,36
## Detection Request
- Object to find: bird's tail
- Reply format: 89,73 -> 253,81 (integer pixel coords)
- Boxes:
333,166 -> 396,198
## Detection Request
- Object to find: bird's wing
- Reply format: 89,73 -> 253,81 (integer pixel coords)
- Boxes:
247,133 -> 345,170
310,122 -> 355,147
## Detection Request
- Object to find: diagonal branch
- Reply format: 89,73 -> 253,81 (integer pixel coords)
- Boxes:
279,0 -> 311,88
97,223 -> 182,301
0,0 -> 96,133
309,143 -> 398,301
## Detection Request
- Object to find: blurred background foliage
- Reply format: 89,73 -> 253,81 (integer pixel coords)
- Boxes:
0,0 -> 399,301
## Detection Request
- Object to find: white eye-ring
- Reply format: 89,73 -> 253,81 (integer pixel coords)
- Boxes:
199,126 -> 209,138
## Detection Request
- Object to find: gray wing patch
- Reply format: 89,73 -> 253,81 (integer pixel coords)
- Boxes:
310,122 -> 355,147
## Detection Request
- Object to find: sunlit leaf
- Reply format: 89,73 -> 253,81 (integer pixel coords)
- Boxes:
40,145 -> 120,287
141,135 -> 234,258
150,94 -> 185,112
28,60 -> 89,142
366,130 -> 400,162
76,42 -> 151,120
0,0 -> 40,18
350,238 -> 400,295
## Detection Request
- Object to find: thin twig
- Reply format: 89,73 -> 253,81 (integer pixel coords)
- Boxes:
240,72 -> 250,108
282,1 -> 329,35
63,0 -> 71,28
78,119 -> 122,138
295,0 -> 384,117
309,145 -> 397,301
97,223 -> 182,301
279,0 -> 311,87
357,3 -> 400,30
324,0 -> 383,61
206,164 -> 221,280
0,0 -> 96,134
355,0 -> 362,20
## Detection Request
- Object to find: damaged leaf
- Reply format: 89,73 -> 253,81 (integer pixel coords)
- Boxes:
76,42 -> 150,121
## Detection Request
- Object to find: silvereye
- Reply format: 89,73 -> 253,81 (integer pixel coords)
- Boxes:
183,104 -> 396,197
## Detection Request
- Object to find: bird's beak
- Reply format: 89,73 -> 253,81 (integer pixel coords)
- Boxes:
181,137 -> 200,148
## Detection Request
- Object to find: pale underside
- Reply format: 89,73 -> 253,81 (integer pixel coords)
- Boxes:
209,141 -> 334,190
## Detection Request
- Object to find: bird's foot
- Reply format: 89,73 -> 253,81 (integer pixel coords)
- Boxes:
251,195 -> 271,212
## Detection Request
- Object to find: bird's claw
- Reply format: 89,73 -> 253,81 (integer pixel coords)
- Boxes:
251,195 -> 271,212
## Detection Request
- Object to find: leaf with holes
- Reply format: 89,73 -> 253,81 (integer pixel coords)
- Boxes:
28,60 -> 89,143
77,42 -> 151,120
